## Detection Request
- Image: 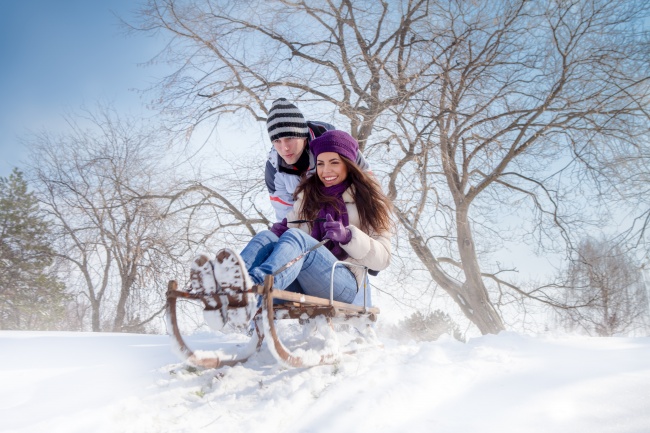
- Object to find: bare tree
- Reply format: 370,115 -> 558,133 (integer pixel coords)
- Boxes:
591,136 -> 650,247
133,0 -> 436,147
134,0 -> 650,334
26,106 -> 186,332
556,238 -> 647,336
379,0 -> 650,333
141,159 -> 272,249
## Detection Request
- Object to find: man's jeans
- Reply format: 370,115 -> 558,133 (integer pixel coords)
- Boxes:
239,229 -> 357,304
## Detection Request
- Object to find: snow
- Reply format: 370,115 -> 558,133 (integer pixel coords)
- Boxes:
1,329 -> 649,433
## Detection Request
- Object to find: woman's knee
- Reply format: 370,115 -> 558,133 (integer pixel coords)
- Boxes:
281,228 -> 311,245
241,230 -> 279,270
256,230 -> 279,243
242,230 -> 278,254
284,227 -> 307,238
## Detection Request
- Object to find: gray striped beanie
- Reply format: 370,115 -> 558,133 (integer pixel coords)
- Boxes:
266,98 -> 309,142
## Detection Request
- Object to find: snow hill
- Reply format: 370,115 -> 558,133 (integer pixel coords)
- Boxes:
1,330 -> 649,433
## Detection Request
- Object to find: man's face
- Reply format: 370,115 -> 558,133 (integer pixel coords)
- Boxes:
273,137 -> 307,165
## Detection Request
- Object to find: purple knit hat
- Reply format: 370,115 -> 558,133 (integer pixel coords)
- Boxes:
310,130 -> 358,162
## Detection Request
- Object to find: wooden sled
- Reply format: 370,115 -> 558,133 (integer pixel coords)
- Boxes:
166,262 -> 380,368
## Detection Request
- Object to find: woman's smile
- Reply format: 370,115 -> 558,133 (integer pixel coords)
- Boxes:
317,152 -> 348,186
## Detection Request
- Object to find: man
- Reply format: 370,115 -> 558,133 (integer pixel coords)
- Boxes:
265,98 -> 370,221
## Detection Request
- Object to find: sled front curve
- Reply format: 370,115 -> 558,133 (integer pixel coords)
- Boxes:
165,280 -> 261,368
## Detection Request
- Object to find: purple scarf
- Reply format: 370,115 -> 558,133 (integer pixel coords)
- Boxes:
311,181 -> 350,260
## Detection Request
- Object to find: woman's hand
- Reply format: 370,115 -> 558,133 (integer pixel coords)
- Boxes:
323,214 -> 352,244
270,218 -> 289,237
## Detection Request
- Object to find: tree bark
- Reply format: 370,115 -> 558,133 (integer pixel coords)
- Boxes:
454,204 -> 505,334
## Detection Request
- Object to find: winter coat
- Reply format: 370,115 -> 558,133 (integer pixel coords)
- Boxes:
264,121 -> 371,221
286,187 -> 392,287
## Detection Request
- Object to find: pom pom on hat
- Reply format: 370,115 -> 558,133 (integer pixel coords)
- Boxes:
266,98 -> 309,142
310,130 -> 358,162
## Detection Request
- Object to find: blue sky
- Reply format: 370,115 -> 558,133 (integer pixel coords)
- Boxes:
0,1 -> 167,177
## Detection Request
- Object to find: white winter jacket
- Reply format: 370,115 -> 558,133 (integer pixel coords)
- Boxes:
286,187 -> 392,288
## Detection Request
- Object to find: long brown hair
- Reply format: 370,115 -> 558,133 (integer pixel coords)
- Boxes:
295,156 -> 394,234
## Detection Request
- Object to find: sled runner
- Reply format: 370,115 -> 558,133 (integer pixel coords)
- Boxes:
166,261 -> 380,369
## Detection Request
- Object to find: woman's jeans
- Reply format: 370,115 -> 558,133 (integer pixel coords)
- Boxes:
239,229 -> 358,304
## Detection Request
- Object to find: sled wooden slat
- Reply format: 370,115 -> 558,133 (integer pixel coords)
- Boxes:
167,284 -> 249,308
257,284 -> 380,316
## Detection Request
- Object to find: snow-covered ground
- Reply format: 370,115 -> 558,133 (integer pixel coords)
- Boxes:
1,329 -> 649,433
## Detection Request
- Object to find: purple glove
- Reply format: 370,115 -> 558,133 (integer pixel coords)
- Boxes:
323,214 -> 352,244
270,218 -> 289,237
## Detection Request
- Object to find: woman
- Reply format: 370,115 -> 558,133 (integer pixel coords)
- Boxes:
191,130 -> 393,328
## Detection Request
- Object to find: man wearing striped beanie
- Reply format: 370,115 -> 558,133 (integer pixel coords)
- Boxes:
264,98 -> 371,221
266,98 -> 313,165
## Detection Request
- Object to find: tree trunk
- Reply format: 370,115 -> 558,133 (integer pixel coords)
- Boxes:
454,204 -> 505,334
113,285 -> 128,332
91,300 -> 100,332
113,262 -> 137,332
401,204 -> 505,335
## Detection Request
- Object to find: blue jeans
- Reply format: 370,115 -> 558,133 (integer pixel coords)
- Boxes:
239,229 -> 358,304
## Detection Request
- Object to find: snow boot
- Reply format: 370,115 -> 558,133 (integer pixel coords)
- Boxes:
213,248 -> 257,331
190,254 -> 228,331
190,254 -> 217,294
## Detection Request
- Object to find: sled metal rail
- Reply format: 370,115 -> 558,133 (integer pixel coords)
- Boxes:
166,263 -> 379,369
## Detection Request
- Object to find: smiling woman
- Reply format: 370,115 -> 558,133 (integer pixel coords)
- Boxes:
317,152 -> 349,187
313,131 -> 358,188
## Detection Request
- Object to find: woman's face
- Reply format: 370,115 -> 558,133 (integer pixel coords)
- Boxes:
316,152 -> 348,187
